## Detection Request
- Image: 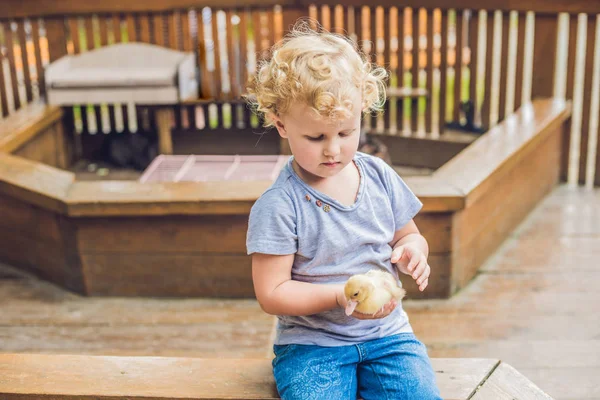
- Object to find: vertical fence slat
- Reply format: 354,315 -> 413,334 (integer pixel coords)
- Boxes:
481,12 -> 494,129
153,13 -> 164,46
181,10 -> 192,51
99,15 -> 109,46
168,11 -> 178,49
452,10 -> 463,124
68,18 -> 80,53
138,14 -> 151,43
574,13 -> 593,184
84,16 -> 95,50
126,14 -> 136,42
468,9 -> 479,130
425,8 -> 435,134
16,21 -> 33,103
196,9 -> 210,98
0,26 -> 9,116
587,15 -> 600,187
514,12 -> 526,110
565,13 -> 579,184
497,11 -> 509,122
226,10 -> 238,99
30,19 -> 45,98
4,22 -> 22,111
439,9 -> 448,134
212,9 -> 223,98
112,14 -> 122,43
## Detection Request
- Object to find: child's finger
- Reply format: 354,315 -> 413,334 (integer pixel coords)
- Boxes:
410,258 -> 426,280
407,254 -> 423,274
390,246 -> 405,264
416,264 -> 431,285
419,278 -> 429,291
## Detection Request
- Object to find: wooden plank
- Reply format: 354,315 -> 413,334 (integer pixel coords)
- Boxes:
75,214 -> 250,254
0,354 -> 280,400
471,362 -> 553,399
468,9 -> 479,123
30,19 -> 46,98
3,22 -> 22,111
434,98 -> 571,202
453,10 -> 463,124
0,0 -> 300,19
68,17 -> 81,53
14,123 -> 65,167
439,10 -> 448,131
434,358 -> 500,400
0,354 -> 499,400
411,7 -> 419,132
16,21 -> 33,103
66,180 -> 272,216
426,8 -> 434,134
514,12 -> 526,111
0,152 -> 73,213
125,14 -> 137,42
0,102 -> 63,153
371,132 -> 471,169
84,16 -> 95,50
451,129 -> 562,289
497,11 -> 510,123
98,15 -> 110,46
112,14 -> 123,43
0,25 -> 9,117
0,194 -> 62,243
577,15 -> 598,184
138,13 -> 151,43
481,11 -> 494,129
80,253 -> 254,297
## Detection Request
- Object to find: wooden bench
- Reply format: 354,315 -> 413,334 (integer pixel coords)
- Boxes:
0,354 -> 552,399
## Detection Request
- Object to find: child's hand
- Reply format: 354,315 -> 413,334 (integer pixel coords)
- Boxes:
351,299 -> 397,320
391,244 -> 430,292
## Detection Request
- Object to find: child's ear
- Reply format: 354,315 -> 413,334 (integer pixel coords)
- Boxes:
269,114 -> 288,139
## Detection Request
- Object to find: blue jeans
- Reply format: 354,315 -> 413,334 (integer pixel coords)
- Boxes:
272,333 -> 442,400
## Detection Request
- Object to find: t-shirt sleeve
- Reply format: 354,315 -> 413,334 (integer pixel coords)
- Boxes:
246,188 -> 298,255
381,162 -> 423,231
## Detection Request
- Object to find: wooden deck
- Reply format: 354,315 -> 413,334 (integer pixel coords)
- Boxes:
0,185 -> 598,398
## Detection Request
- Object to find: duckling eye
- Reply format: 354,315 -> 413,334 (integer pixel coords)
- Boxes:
353,291 -> 359,296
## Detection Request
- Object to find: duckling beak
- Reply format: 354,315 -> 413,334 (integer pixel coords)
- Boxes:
345,300 -> 358,316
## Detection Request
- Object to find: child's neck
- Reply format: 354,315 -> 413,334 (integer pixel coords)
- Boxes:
292,159 -> 360,207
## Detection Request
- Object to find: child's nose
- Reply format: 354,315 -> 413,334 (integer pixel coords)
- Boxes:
323,140 -> 340,156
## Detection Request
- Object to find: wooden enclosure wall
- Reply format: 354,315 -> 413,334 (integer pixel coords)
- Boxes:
0,0 -> 598,185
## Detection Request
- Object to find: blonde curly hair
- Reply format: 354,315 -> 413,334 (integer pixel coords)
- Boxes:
246,21 -> 388,128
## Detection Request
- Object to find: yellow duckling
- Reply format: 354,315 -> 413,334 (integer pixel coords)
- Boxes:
344,269 -> 406,316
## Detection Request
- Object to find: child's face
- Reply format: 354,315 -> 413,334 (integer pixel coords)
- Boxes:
273,98 -> 362,180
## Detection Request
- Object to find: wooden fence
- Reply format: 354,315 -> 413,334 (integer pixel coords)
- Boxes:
0,0 -> 599,186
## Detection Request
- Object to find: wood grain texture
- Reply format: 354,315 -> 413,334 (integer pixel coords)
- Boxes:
0,103 -> 63,154
471,362 -> 553,399
2,0 -> 599,19
0,353 -> 505,400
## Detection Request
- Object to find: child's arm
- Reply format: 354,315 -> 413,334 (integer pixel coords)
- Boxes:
252,253 -> 344,316
389,219 -> 430,292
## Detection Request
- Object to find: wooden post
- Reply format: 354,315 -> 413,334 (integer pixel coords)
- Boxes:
155,108 -> 173,155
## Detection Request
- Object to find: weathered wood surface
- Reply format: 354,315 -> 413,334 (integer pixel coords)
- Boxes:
0,354 -> 523,400
0,186 -> 597,398
0,262 -> 276,358
0,103 -> 63,154
406,186 -> 600,399
1,0 -> 599,19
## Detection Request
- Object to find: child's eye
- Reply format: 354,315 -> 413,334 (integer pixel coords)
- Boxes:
306,135 -> 323,141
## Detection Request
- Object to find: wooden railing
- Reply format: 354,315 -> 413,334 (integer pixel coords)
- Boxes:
0,0 -> 599,186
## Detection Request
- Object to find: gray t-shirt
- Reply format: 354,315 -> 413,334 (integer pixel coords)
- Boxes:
246,152 -> 423,346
